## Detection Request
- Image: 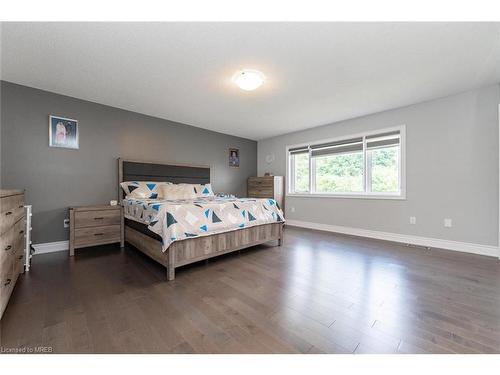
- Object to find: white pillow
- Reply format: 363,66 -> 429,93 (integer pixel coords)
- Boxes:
120,181 -> 169,199
159,184 -> 197,200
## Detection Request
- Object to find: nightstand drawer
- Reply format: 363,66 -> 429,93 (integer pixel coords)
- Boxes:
75,209 -> 121,228
74,224 -> 121,247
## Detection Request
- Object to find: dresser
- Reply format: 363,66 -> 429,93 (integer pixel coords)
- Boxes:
247,176 -> 284,211
69,205 -> 124,256
1,190 -> 25,320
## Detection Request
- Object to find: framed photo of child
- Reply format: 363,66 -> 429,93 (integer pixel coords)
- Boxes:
229,148 -> 239,167
49,115 -> 79,149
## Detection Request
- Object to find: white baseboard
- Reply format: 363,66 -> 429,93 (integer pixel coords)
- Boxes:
32,240 -> 69,255
286,219 -> 499,258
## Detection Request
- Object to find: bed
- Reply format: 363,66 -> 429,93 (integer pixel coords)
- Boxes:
118,158 -> 285,280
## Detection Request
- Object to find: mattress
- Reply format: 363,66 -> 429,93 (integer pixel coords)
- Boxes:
123,196 -> 285,251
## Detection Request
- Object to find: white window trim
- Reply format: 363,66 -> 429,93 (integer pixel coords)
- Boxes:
286,125 -> 406,200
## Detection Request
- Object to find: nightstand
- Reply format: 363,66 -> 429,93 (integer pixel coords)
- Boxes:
69,204 -> 123,256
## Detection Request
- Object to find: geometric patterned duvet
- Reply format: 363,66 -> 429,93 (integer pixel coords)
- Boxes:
123,196 -> 285,251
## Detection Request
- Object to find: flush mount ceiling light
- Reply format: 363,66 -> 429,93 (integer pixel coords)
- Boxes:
232,69 -> 265,91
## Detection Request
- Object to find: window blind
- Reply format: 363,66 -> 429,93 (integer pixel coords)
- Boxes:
289,146 -> 309,155
310,137 -> 363,157
366,131 -> 400,149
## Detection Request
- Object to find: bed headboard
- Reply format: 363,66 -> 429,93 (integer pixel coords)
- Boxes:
118,158 -> 211,201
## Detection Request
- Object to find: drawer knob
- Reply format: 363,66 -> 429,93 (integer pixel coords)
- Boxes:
19,230 -> 25,235
5,211 -> 12,216
4,279 -> 11,286
94,233 -> 104,236
4,245 -> 12,251
18,255 -> 23,260
19,205 -> 24,208
94,217 -> 104,220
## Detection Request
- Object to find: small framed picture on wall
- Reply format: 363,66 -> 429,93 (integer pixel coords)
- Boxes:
49,115 -> 79,149
229,148 -> 239,167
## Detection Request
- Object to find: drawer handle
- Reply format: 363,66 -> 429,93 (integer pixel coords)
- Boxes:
94,233 -> 104,236
94,217 -> 104,220
5,211 -> 12,216
19,205 -> 24,208
4,279 -> 11,286
18,255 -> 23,260
19,230 -> 25,235
5,245 -> 12,251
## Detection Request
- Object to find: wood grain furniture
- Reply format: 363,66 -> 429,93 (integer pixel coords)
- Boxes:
0,189 -> 25,320
69,205 -> 124,256
247,176 -> 284,210
118,158 -> 284,281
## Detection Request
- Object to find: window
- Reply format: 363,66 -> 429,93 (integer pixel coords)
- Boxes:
288,127 -> 404,198
289,150 -> 310,193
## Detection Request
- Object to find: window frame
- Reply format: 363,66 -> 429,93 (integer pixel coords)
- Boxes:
286,125 -> 406,200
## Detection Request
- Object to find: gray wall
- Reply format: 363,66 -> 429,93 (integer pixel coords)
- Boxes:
258,84 -> 500,246
1,81 -> 257,244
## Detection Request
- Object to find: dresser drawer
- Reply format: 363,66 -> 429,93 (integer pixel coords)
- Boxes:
74,224 -> 121,248
1,247 -> 14,286
248,192 -> 274,199
0,220 -> 23,265
0,195 -> 24,235
75,209 -> 121,228
14,249 -> 25,275
248,177 -> 274,188
0,260 -> 14,317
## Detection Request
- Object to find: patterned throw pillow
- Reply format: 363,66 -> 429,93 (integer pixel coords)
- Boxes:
191,183 -> 215,198
120,181 -> 168,199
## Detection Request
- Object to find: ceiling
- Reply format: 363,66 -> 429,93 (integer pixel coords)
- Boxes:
2,22 -> 500,140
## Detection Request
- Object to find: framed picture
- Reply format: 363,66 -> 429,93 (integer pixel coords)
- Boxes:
49,115 -> 79,149
229,148 -> 239,167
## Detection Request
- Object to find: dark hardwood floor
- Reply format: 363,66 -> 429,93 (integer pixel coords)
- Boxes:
1,226 -> 499,354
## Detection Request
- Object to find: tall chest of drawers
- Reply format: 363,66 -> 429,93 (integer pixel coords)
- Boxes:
247,176 -> 284,212
0,189 -> 25,319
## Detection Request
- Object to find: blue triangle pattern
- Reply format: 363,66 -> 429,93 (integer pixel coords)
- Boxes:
212,212 -> 222,223
166,212 -> 177,227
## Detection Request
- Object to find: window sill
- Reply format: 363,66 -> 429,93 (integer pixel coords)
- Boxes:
286,193 -> 406,200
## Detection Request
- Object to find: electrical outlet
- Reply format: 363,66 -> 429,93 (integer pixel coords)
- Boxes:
290,206 -> 295,213
63,218 -> 70,228
444,218 -> 452,228
409,216 -> 416,225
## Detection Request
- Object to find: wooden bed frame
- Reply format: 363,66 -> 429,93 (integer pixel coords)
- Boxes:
118,158 -> 283,280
